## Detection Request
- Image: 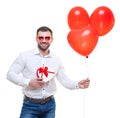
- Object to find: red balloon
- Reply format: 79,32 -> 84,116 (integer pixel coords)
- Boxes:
67,26 -> 99,57
67,6 -> 89,29
90,6 -> 115,36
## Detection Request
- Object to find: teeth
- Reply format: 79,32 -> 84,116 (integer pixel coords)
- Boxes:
41,44 -> 47,47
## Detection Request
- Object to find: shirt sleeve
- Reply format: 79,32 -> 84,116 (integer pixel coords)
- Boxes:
7,53 -> 30,86
56,59 -> 79,90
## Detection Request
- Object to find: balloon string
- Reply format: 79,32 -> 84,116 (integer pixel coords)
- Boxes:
82,89 -> 87,118
82,57 -> 89,118
85,56 -> 89,78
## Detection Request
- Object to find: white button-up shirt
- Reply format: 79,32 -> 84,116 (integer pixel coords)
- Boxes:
7,47 -> 78,99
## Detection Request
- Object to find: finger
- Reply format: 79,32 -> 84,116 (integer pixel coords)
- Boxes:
80,80 -> 85,84
37,78 -> 43,81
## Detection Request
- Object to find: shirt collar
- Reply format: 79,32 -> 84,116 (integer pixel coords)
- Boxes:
33,47 -> 53,57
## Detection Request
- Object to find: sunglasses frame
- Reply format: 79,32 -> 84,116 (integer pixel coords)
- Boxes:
37,36 -> 51,41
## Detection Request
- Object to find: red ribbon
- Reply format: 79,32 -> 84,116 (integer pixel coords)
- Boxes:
36,66 -> 55,78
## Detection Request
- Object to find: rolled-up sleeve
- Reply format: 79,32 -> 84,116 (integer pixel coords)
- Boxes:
56,60 -> 79,90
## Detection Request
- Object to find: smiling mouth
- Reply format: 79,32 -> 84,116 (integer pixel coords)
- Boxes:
41,43 -> 48,47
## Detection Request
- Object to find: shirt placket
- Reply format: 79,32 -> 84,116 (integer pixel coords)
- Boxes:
41,56 -> 46,98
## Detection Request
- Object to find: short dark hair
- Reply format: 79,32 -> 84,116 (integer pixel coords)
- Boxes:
36,26 -> 53,36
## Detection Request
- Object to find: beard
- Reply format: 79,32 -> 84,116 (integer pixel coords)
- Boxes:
38,42 -> 50,51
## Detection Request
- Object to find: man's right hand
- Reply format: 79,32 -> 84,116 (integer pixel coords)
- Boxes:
29,78 -> 45,89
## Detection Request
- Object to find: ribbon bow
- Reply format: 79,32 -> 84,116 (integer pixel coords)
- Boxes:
36,66 -> 55,78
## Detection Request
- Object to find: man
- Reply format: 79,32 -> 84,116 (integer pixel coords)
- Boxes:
7,26 -> 90,118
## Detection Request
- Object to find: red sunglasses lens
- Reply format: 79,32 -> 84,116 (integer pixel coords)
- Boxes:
38,36 -> 44,41
45,36 -> 51,40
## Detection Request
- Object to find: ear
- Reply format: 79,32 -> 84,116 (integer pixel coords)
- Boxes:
51,37 -> 54,42
36,37 -> 38,42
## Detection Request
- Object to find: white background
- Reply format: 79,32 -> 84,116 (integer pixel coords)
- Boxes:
0,0 -> 120,118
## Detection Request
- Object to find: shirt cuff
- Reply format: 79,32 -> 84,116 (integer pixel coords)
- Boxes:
75,81 -> 79,89
23,79 -> 31,86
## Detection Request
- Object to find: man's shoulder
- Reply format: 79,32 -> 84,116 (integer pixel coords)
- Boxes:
50,52 -> 62,63
18,48 -> 35,58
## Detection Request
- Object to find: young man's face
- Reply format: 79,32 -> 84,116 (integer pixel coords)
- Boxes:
36,31 -> 53,51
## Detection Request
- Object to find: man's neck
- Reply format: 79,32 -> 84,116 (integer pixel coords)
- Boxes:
39,49 -> 50,56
